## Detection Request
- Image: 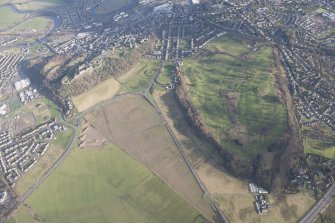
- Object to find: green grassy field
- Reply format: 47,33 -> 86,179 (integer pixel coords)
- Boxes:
179,38 -> 189,50
8,97 -> 22,112
14,128 -> 74,195
304,139 -> 335,159
119,60 -> 160,93
0,3 -> 53,34
206,36 -> 250,56
8,143 -> 205,223
18,97 -> 59,125
0,5 -> 26,30
12,0 -> 66,11
182,35 -> 287,160
8,17 -> 52,34
302,123 -> 335,159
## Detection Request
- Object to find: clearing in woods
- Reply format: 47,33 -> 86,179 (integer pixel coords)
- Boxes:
85,94 -> 216,220
7,143 -> 207,223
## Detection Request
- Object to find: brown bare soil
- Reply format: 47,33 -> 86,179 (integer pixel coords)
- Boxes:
14,112 -> 36,133
79,124 -> 108,148
85,94 -> 216,221
218,192 -> 315,223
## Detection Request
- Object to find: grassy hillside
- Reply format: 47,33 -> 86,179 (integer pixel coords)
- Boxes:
303,123 -> 335,159
153,84 -> 316,223
87,95 -> 216,219
7,144 -> 206,223
182,36 -> 287,161
118,60 -> 160,93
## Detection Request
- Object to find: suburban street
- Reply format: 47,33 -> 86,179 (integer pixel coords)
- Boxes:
0,0 -> 335,222
300,183 -> 335,223
4,55 -> 332,223
1,122 -> 79,223
17,124 -> 78,204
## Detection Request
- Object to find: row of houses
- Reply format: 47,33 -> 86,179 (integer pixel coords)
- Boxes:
0,120 -> 64,187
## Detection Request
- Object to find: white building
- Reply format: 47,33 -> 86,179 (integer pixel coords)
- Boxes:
14,78 -> 31,91
0,191 -> 7,203
0,104 -> 7,115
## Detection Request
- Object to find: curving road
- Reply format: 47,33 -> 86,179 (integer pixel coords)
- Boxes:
5,59 -> 231,223
3,122 -> 79,223
154,100 -> 231,223
299,183 -> 335,223
17,124 -> 78,204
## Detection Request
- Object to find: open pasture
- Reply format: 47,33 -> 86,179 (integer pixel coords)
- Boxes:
0,5 -> 26,30
217,191 -> 315,223
7,143 -> 205,223
6,17 -> 52,36
0,3 -> 54,36
12,0 -> 66,11
206,35 -> 251,57
14,128 -> 74,195
20,98 -> 58,125
86,94 -> 216,220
